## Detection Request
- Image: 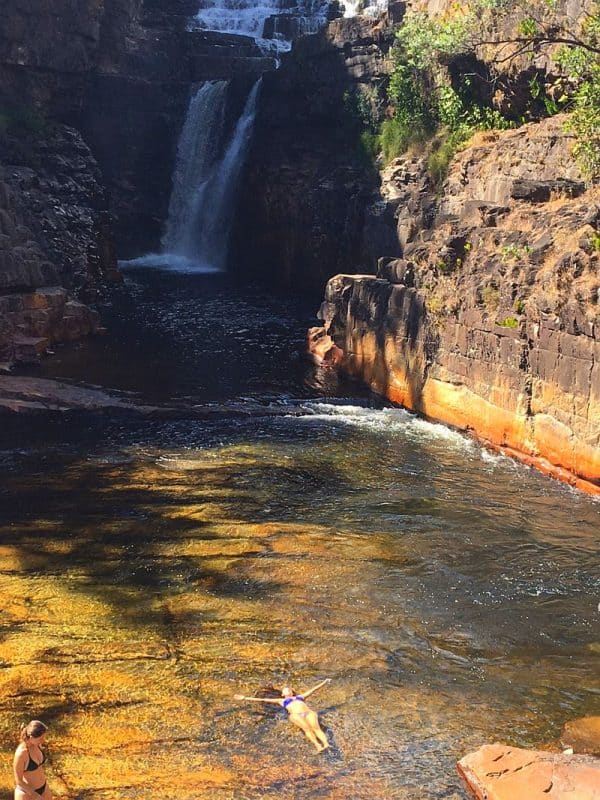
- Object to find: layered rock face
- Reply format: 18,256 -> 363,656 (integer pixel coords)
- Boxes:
312,117 -> 600,494
231,12 -> 400,294
0,124 -> 119,364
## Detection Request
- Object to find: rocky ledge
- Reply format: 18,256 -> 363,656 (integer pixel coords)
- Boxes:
310,117 -> 600,494
457,743 -> 600,800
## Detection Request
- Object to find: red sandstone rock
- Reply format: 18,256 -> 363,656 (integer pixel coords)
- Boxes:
457,743 -> 600,800
307,326 -> 343,367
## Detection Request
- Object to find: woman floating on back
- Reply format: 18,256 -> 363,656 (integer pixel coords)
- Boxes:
235,678 -> 331,752
14,720 -> 51,800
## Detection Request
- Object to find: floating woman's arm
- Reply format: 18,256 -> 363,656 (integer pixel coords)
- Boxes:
234,693 -> 282,704
300,678 -> 331,699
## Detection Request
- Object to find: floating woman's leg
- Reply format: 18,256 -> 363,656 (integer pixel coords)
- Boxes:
307,710 -> 329,749
290,714 -> 324,751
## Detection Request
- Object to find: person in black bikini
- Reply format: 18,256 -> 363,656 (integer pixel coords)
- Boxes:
13,720 -> 51,800
235,678 -> 331,752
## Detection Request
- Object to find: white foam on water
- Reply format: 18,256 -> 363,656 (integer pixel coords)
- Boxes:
191,0 -> 329,52
343,0 -> 388,17
297,402 -> 474,451
118,253 -> 222,273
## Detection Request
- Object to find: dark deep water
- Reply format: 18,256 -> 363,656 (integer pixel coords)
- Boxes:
1,270 -> 598,800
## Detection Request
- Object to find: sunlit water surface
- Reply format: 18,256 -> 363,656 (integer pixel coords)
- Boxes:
0,271 -> 598,800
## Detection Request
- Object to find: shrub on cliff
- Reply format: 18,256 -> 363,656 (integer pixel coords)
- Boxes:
383,39 -> 512,175
389,0 -> 600,179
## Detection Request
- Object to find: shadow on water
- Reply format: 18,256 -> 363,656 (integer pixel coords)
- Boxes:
0,274 -> 599,799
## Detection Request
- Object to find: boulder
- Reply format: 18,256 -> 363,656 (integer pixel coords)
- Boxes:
458,743 -> 600,800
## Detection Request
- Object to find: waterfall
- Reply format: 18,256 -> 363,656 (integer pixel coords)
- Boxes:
191,0 -> 330,52
193,0 -> 283,42
343,0 -> 388,17
162,80 -> 228,263
184,79 -> 262,272
124,80 -> 261,273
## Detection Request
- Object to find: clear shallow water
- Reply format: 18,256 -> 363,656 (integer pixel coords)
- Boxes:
1,271 -> 599,800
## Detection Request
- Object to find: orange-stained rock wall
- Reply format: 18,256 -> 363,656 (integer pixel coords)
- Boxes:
314,273 -> 600,495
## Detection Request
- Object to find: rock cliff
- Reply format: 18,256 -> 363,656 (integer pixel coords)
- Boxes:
231,12 -> 401,293
311,116 -> 600,493
0,123 -> 118,365
0,0 -> 278,364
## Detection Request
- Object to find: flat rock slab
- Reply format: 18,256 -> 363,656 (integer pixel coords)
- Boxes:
457,743 -> 600,800
0,376 -> 141,412
0,375 -> 318,419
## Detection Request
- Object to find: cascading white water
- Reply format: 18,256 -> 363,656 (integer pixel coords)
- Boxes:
186,79 -> 262,271
342,0 -> 388,17
194,0 -> 282,40
123,80 -> 261,273
192,0 -> 329,52
162,80 -> 228,263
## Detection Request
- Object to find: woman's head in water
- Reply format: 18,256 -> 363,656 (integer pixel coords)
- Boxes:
20,720 -> 47,742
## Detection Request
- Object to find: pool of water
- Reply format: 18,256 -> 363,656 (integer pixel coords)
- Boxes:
1,271 -> 598,800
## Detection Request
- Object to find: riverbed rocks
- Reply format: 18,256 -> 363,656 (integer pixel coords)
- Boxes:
310,116 -> 600,494
457,743 -> 600,800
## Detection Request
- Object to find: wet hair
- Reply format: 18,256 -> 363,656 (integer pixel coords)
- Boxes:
257,684 -> 282,699
20,721 -> 47,742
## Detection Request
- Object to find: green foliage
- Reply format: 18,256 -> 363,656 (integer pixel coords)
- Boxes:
482,285 -> 500,311
554,45 -> 590,80
518,17 -> 539,38
388,61 -> 436,135
589,230 -> 600,250
395,11 -> 473,69
513,298 -> 525,313
343,88 -> 377,132
394,0 -> 600,177
499,316 -> 519,328
342,87 -> 384,166
528,72 -> 569,116
528,73 -> 542,100
385,10 -> 514,168
427,128 -> 468,184
381,59 -> 437,161
381,117 -> 414,161
567,62 -> 600,178
359,131 -> 381,165
501,243 -> 532,261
